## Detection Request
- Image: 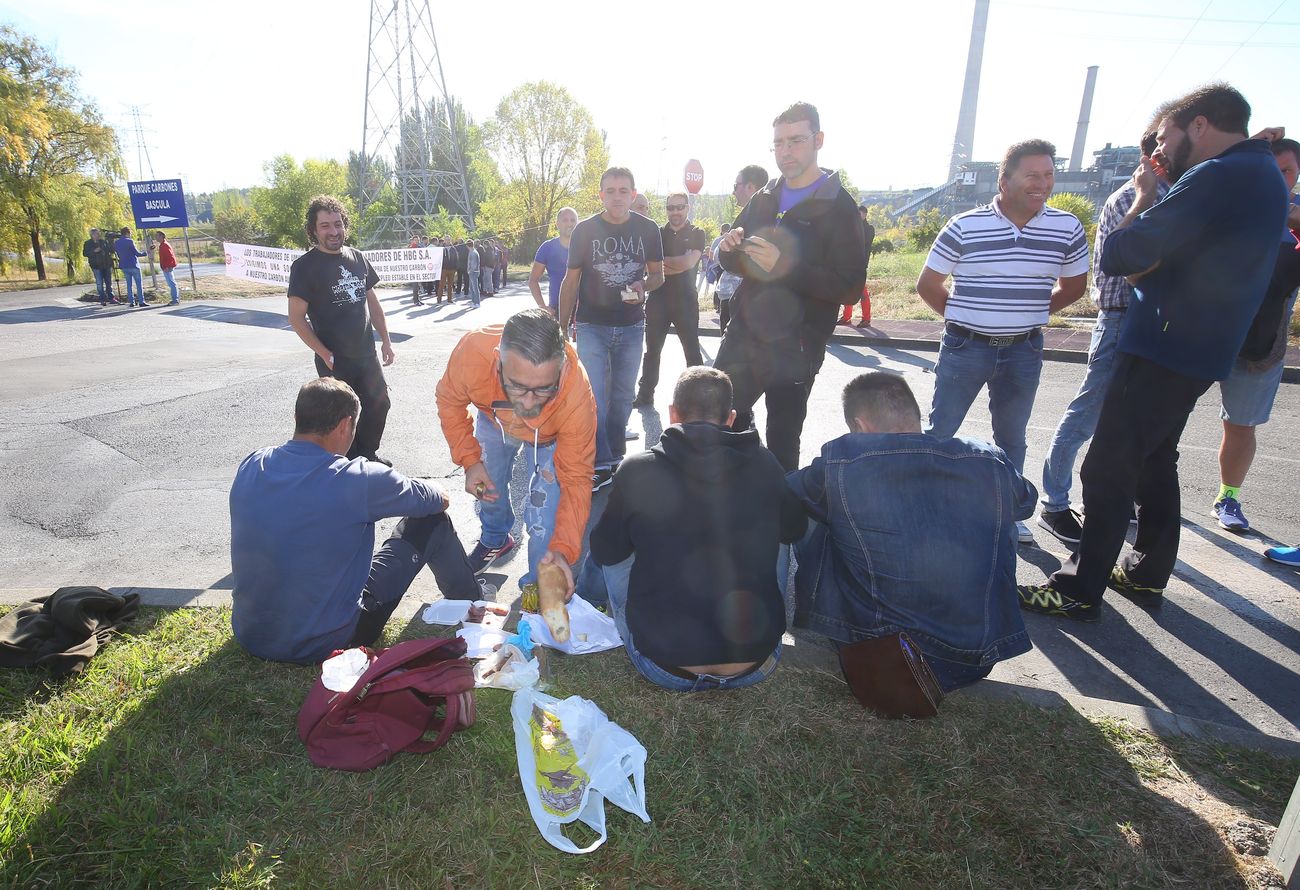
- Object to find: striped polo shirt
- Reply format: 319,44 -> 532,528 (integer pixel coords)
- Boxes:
925,197 -> 1090,335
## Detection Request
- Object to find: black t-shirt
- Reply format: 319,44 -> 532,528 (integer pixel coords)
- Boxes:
287,246 -> 381,359
568,211 -> 664,326
655,223 -> 707,298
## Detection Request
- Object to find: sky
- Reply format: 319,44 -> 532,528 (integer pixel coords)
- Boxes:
5,0 -> 1298,197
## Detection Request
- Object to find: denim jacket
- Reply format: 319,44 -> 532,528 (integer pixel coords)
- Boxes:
788,432 -> 1036,669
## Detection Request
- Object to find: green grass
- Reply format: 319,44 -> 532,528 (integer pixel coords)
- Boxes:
1,608 -> 1293,887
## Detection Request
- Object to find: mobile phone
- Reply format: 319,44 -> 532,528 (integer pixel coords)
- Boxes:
741,237 -> 762,248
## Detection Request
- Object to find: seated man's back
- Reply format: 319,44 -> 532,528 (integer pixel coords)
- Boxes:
590,367 -> 806,690
231,378 -> 475,663
789,372 -> 1036,689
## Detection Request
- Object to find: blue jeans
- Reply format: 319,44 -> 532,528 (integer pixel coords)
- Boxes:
467,266 -> 481,305
474,410 -> 560,588
92,267 -> 112,301
123,268 -> 144,303
602,555 -> 780,692
925,326 -> 1044,473
1040,309 -> 1125,511
162,268 -> 179,302
577,321 -> 644,470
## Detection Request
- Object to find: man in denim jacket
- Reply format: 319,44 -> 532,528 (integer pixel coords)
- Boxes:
788,372 -> 1036,690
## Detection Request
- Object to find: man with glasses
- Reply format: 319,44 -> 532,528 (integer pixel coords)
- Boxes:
633,193 -> 707,408
715,102 -> 866,471
435,308 -> 597,596
558,167 -> 665,492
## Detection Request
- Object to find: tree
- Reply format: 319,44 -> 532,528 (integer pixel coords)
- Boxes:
484,82 -> 605,260
252,155 -> 350,248
0,26 -> 121,279
43,174 -> 129,279
214,204 -> 265,245
905,207 -> 947,251
1047,192 -> 1098,245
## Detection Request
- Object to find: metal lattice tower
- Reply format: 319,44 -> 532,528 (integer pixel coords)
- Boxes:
358,0 -> 473,246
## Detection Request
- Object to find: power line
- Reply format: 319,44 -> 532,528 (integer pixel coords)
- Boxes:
1213,0 -> 1291,75
1122,0 -> 1215,127
997,0 -> 1300,26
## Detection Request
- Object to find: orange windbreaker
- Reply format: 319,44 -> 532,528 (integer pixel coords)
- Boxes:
435,325 -> 596,566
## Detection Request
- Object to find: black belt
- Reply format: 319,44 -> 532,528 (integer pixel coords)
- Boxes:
653,659 -> 764,682
945,322 -> 1038,347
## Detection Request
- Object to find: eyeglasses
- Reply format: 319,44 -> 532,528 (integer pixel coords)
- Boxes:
769,134 -> 815,153
666,204 -> 688,211
500,369 -> 561,399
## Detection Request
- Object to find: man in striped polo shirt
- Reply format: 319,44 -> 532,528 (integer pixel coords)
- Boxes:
917,139 -> 1090,543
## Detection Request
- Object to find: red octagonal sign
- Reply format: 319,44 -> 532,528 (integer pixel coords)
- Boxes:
684,159 -> 704,194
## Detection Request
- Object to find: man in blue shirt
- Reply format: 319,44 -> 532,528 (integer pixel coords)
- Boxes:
229,378 -> 482,663
1019,84 -> 1289,621
529,207 -> 577,315
789,371 -> 1035,690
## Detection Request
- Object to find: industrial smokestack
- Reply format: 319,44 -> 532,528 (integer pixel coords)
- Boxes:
948,0 -> 990,182
1069,66 -> 1099,173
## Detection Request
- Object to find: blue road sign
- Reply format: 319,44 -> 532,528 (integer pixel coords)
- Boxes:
128,178 -> 189,228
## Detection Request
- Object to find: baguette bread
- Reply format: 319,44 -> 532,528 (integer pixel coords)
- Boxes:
537,561 -> 570,643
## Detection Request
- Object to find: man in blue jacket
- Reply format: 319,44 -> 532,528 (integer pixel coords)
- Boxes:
229,378 -> 482,663
788,371 -> 1035,690
1019,84 -> 1289,621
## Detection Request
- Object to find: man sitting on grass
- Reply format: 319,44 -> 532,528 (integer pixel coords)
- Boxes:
588,367 -> 807,691
788,371 -> 1035,690
229,378 -> 481,664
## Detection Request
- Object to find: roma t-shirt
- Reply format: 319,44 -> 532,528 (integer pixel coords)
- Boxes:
568,211 -> 664,326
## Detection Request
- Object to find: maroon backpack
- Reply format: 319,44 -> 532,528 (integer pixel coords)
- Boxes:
297,636 -> 476,771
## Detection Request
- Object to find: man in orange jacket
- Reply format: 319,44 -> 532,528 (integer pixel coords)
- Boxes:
435,308 -> 597,594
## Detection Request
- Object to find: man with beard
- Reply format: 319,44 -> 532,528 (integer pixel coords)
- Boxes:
1019,84 -> 1289,621
287,195 -> 396,465
435,308 -> 597,596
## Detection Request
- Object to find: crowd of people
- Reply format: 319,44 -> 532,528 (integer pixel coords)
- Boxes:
403,235 -> 511,308
80,227 -> 181,307
228,86 -> 1297,696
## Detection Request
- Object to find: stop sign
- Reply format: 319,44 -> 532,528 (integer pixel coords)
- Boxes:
684,159 -> 704,194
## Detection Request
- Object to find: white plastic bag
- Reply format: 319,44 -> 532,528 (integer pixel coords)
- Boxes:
521,594 -> 622,655
473,643 -> 540,690
455,624 -> 510,658
511,687 -> 650,854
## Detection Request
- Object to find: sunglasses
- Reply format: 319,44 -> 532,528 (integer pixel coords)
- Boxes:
667,204 -> 688,211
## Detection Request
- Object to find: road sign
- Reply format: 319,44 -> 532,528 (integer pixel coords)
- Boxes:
128,178 -> 190,228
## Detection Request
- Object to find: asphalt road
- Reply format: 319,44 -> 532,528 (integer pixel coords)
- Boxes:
1,280 -> 1296,745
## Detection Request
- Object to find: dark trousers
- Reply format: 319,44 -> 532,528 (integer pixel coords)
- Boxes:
726,341 -> 827,473
637,286 -> 703,399
350,513 -> 478,647
315,351 -> 391,460
1050,353 -> 1212,605
456,267 -> 468,294
719,300 -> 732,335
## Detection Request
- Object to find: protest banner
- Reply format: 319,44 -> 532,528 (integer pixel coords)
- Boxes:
222,244 -> 441,287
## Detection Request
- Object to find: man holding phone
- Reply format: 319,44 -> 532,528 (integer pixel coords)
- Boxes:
715,102 -> 866,471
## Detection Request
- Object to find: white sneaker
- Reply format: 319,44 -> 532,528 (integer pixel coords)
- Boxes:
1015,521 -> 1033,545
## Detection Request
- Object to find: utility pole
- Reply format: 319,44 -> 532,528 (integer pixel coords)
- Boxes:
358,0 -> 474,247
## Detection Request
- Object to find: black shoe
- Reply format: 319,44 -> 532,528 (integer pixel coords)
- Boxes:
1106,566 -> 1164,608
1038,509 -> 1083,545
592,467 -> 614,492
1017,584 -> 1100,622
363,454 -> 393,467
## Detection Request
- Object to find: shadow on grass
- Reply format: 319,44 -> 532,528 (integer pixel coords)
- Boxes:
0,605 -> 1271,887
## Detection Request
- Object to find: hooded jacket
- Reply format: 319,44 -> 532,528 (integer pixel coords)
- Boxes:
588,422 -> 807,666
435,325 -> 596,566
717,169 -> 867,382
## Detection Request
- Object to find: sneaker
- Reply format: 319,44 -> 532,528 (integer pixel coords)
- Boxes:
855,320 -> 871,328
168,300 -> 180,306
468,534 -> 516,575
1212,496 -> 1249,532
1038,509 -> 1083,545
592,467 -> 614,492
1106,565 -> 1164,607
1264,545 -> 1300,567
1015,521 -> 1033,545
625,428 -> 639,440
1017,584 -> 1100,622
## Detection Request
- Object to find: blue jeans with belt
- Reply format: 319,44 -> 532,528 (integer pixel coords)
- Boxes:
925,325 -> 1044,473
1040,309 -> 1125,511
